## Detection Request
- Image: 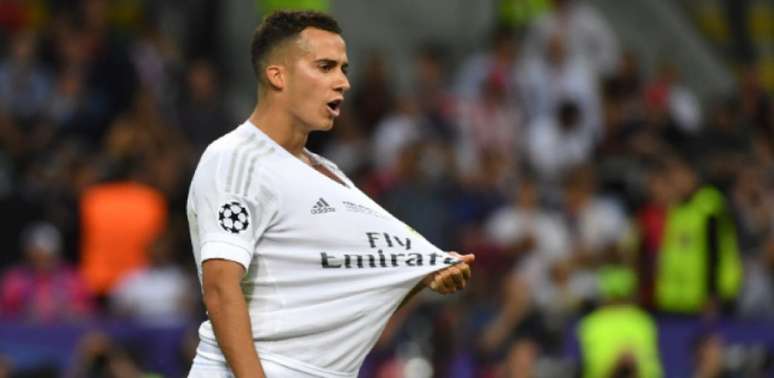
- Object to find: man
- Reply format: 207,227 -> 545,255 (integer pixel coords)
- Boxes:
186,11 -> 474,378
654,157 -> 741,314
577,266 -> 662,378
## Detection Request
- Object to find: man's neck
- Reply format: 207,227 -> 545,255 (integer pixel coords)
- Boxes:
248,99 -> 308,159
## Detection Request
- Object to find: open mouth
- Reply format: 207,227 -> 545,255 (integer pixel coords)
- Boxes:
326,99 -> 342,116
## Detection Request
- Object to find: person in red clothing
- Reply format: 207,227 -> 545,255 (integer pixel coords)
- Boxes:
0,222 -> 93,321
636,159 -> 675,308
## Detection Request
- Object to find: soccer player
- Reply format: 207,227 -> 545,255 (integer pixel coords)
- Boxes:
186,10 -> 475,378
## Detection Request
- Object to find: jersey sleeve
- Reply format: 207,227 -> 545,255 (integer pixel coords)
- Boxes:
190,146 -> 278,272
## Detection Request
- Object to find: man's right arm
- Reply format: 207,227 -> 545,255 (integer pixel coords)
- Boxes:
202,259 -> 266,378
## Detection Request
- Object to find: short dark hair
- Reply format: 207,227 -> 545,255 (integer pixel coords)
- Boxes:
250,10 -> 342,83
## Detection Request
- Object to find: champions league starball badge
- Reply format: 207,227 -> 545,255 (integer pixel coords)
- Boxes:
218,201 -> 250,234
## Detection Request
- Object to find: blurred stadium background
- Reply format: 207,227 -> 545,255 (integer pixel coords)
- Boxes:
0,0 -> 772,377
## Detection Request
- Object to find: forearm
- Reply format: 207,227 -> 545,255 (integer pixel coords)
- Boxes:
204,284 -> 265,378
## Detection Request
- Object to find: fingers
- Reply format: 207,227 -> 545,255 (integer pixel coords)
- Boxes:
429,273 -> 452,294
425,251 -> 477,295
442,272 -> 457,293
449,266 -> 465,290
428,263 -> 472,295
435,270 -> 454,294
459,262 -> 471,281
448,251 -> 476,264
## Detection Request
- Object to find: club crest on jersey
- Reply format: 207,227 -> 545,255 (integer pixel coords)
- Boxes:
218,201 -> 250,234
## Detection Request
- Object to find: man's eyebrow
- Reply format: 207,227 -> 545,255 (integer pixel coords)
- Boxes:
315,58 -> 347,66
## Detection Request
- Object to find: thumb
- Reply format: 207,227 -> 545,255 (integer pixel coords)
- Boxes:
448,251 -> 475,264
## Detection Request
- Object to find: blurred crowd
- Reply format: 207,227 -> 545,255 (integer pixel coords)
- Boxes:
0,0 -> 772,377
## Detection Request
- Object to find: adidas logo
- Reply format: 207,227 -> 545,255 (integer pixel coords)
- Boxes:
311,197 -> 336,214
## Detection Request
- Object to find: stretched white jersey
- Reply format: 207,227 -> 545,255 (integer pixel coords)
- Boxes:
187,121 -> 459,377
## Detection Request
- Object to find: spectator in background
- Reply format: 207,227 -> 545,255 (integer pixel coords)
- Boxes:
607,50 -> 644,114
18,139 -> 94,264
321,108 -> 370,176
177,59 -> 231,154
413,44 -> 459,143
576,267 -> 662,378
496,338 -> 541,378
65,331 -> 161,378
0,109 -> 24,163
455,24 -> 519,103
563,166 -> 629,262
519,32 -> 600,131
447,148 -> 509,229
485,177 -> 570,279
739,236 -> 774,319
77,0 -> 138,128
559,166 -> 629,306
105,88 -> 193,201
737,65 -> 770,133
43,0 -> 138,141
635,160 -> 675,309
371,98 -> 423,176
481,177 -> 576,353
594,50 -> 646,159
690,98 -> 752,188
526,100 -> 594,185
644,62 -> 702,138
692,334 -> 732,378
46,75 -> 100,142
654,157 -> 742,315
456,67 -> 522,178
110,232 -> 195,324
130,18 -> 182,113
45,21 -> 105,139
370,45 -> 461,183
524,0 -> 619,77
379,142 -> 453,248
79,160 -> 167,301
351,51 -> 395,137
0,222 -> 93,322
0,30 -> 52,124
731,165 -> 770,256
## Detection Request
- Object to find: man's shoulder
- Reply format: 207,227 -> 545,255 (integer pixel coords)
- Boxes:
202,125 -> 251,156
191,124 -> 280,194
199,124 -> 275,166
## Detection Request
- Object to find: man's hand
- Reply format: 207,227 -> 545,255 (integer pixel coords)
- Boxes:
423,252 -> 475,295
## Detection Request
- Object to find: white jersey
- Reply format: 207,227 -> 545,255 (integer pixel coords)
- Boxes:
186,121 -> 459,377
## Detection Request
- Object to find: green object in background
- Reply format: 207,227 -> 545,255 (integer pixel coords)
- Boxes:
497,0 -> 550,28
258,0 -> 330,13
598,265 -> 637,301
655,186 -> 742,313
578,304 -> 662,378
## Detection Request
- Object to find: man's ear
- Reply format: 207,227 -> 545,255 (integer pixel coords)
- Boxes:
265,64 -> 285,90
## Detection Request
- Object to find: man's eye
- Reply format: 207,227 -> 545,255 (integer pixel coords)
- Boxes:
320,64 -> 333,72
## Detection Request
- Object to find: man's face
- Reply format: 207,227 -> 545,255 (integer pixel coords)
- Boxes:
286,27 -> 350,131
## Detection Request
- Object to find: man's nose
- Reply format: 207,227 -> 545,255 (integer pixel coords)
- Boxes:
335,74 -> 351,93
